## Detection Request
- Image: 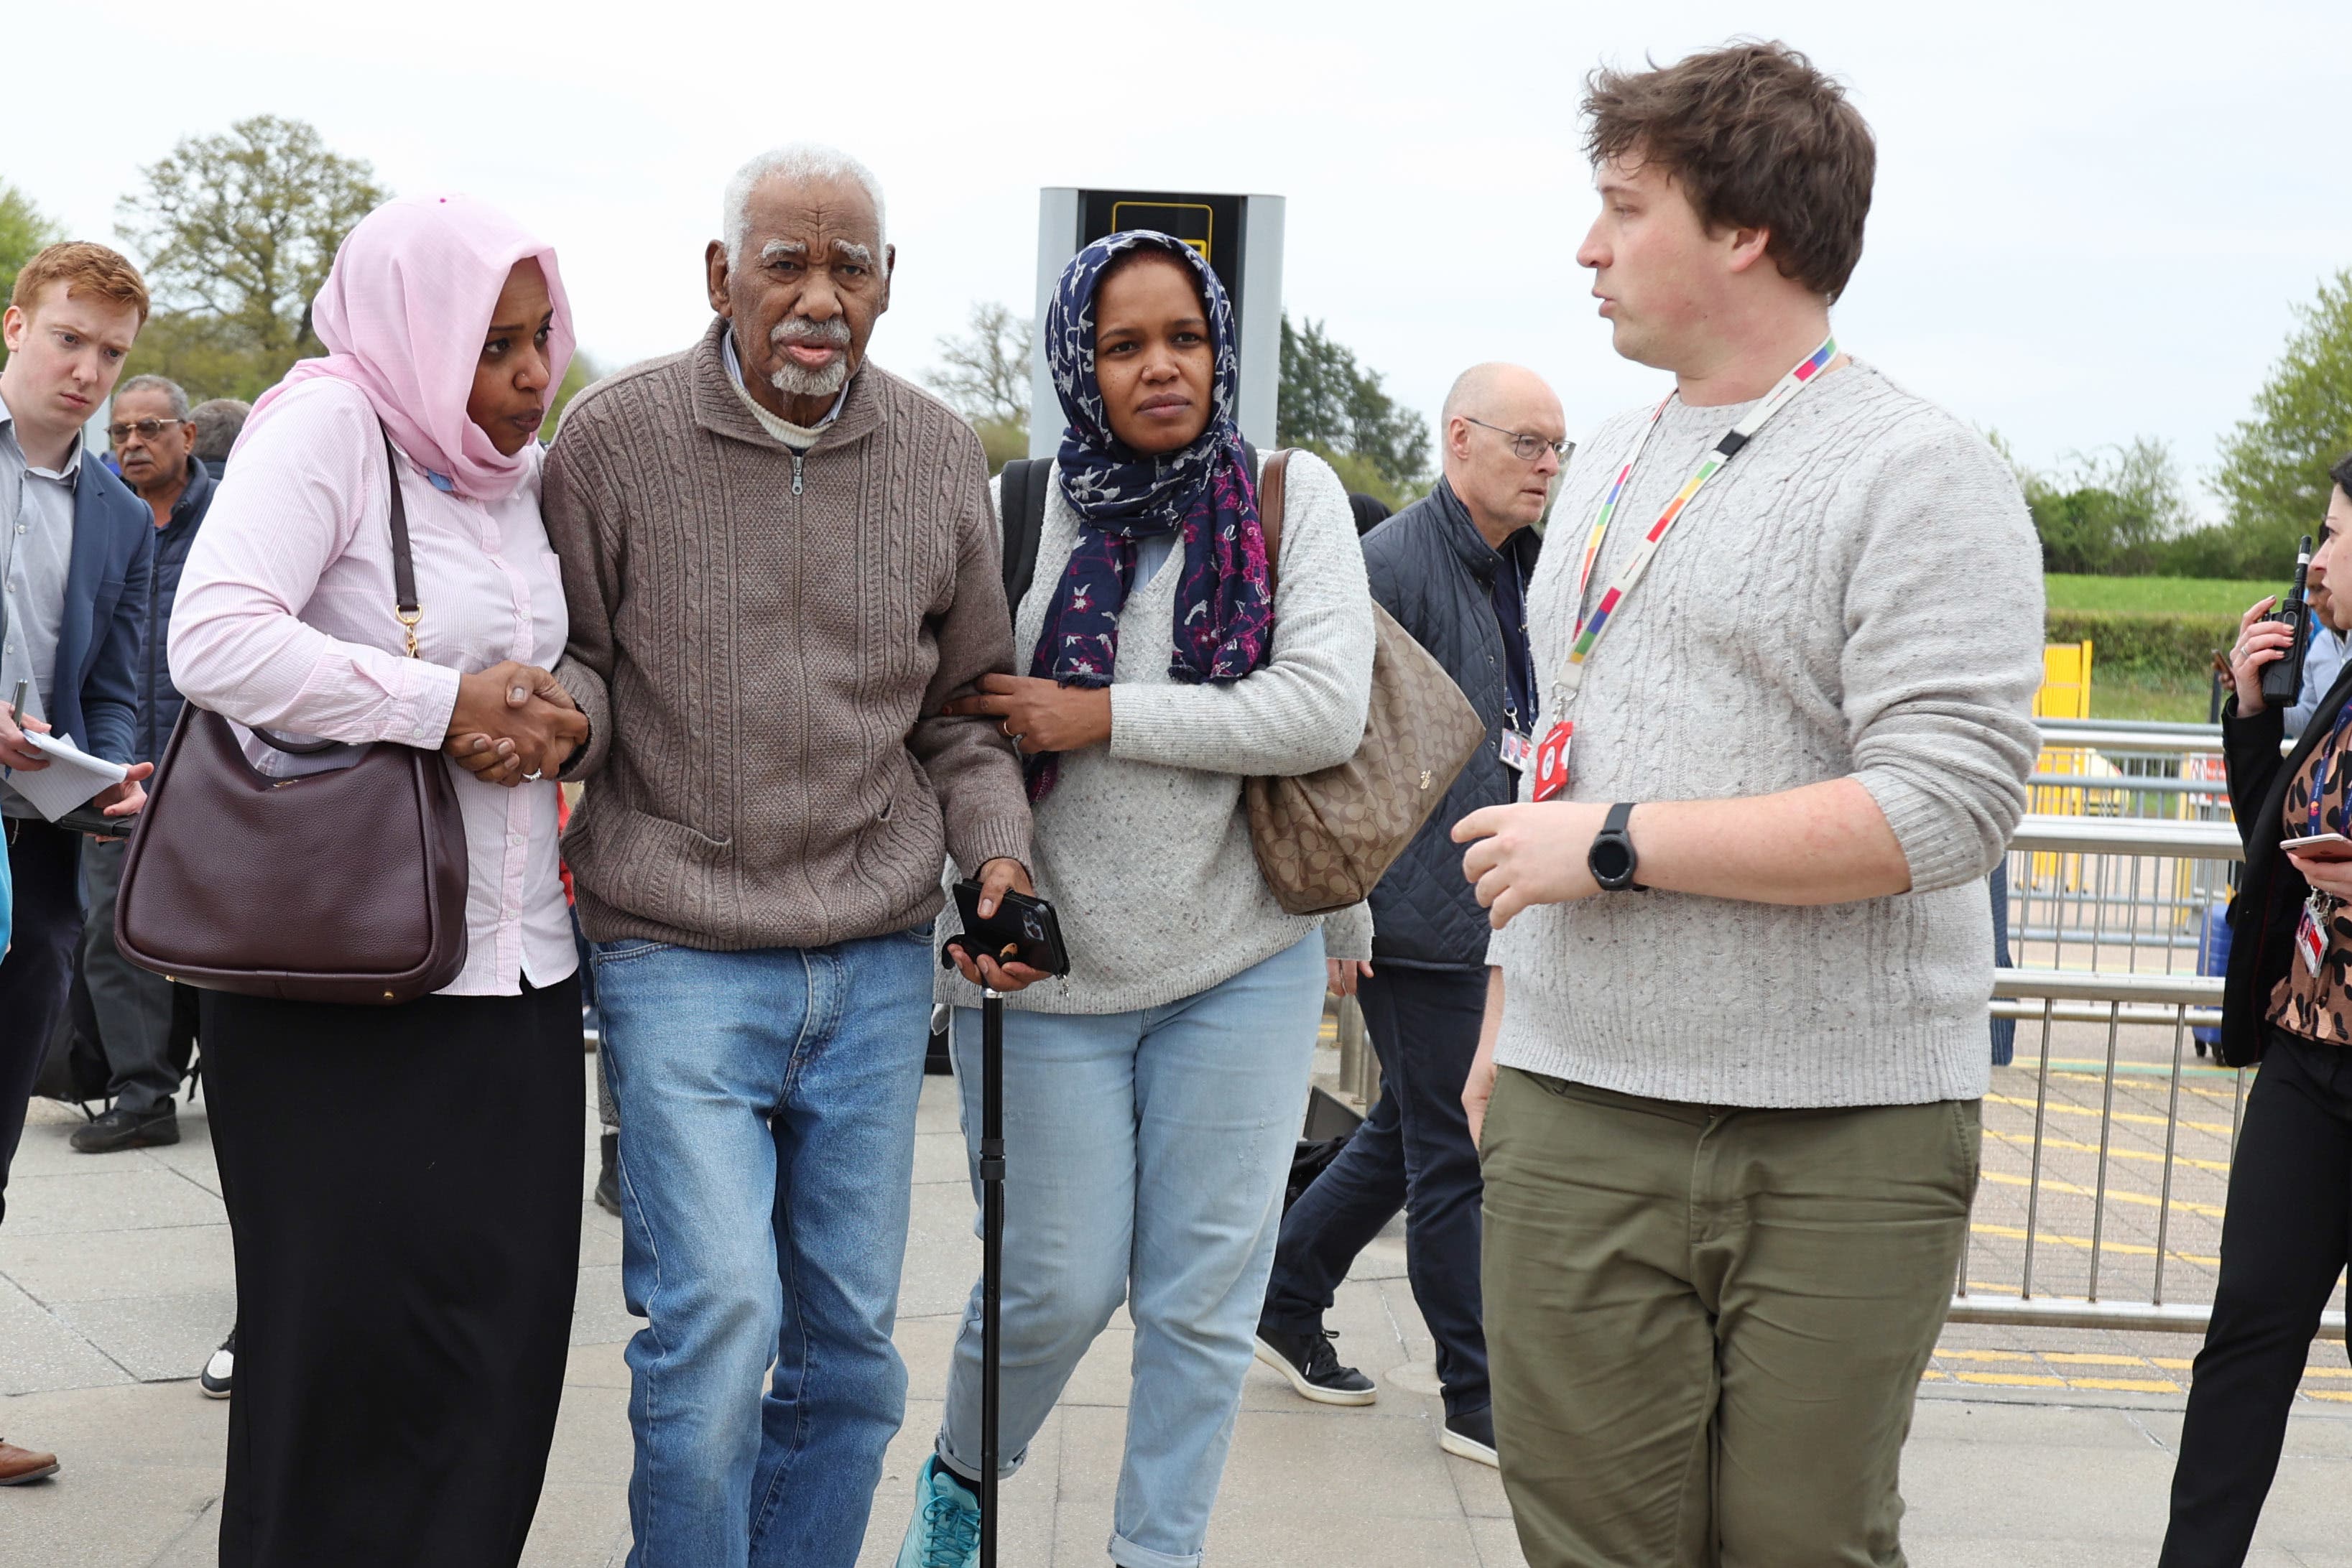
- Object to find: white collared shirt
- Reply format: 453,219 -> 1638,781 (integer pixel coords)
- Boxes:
0,388 -> 83,817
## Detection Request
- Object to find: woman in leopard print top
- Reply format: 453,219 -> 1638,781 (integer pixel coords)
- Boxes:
2162,461 -> 2352,1566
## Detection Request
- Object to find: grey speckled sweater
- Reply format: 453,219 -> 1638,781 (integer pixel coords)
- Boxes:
939,448 -> 1376,1016
1487,361 -> 2044,1108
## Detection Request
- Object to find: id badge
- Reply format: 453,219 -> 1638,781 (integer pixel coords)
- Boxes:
1498,728 -> 1534,774
1531,721 -> 1573,804
2298,904 -> 2326,976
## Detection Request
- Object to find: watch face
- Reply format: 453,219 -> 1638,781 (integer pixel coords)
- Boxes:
1591,838 -> 1634,884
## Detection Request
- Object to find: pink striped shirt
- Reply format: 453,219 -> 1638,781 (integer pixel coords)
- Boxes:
169,379 -> 575,996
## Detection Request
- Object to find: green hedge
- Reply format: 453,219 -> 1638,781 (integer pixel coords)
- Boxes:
2045,609 -> 2238,678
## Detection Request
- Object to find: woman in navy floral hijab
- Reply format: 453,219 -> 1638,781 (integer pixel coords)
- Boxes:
910,229 -> 1380,1568
1022,232 -> 1272,790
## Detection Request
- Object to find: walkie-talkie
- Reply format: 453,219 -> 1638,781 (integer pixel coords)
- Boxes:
2260,533 -> 2316,708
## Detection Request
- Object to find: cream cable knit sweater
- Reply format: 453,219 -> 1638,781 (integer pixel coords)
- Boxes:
1488,361 -> 2044,1108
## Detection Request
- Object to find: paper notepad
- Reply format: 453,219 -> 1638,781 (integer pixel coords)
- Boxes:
4,730 -> 129,822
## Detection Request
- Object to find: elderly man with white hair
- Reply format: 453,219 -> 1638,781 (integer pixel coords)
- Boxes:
542,143 -> 1037,1568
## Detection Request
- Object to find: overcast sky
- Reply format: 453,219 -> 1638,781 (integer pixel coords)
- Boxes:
11,0 -> 2349,514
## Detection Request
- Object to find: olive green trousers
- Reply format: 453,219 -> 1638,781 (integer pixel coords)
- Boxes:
1480,1067 -> 1980,1568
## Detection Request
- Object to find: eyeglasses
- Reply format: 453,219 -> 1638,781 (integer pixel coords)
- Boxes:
107,418 -> 185,442
1461,417 -> 1570,464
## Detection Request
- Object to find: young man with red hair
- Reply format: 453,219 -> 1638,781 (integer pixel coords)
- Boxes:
0,242 -> 157,1245
1453,43 -> 2043,1564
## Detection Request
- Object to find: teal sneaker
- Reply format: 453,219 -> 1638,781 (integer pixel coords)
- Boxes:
895,1454 -> 982,1568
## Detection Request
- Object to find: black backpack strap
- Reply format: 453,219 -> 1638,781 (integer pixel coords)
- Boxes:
999,458 -> 1050,620
1243,440 -> 1259,477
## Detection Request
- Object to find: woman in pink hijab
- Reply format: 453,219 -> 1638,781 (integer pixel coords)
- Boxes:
170,193 -> 591,1568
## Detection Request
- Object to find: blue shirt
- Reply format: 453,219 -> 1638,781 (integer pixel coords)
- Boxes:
2288,623 -> 2348,738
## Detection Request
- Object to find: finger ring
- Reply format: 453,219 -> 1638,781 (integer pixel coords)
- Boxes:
523,769 -> 543,781
1000,718 -> 1015,738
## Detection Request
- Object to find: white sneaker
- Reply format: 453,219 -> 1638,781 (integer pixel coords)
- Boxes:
199,1327 -> 236,1399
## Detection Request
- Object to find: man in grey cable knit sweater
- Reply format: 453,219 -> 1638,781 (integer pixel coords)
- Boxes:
1452,45 -> 2042,1567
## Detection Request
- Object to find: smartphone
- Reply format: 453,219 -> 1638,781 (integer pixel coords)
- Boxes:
54,803 -> 131,839
943,878 -> 1071,977
2280,831 -> 2352,860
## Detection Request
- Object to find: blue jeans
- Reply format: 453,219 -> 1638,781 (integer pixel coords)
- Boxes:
1264,963 -> 1490,1418
935,932 -> 1326,1568
594,929 -> 935,1568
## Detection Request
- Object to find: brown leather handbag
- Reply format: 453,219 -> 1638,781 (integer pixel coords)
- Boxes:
1244,453 -> 1488,917
115,438 -> 470,1005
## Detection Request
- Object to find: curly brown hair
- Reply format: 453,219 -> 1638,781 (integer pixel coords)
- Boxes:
8,241 -> 151,325
1583,42 -> 1874,302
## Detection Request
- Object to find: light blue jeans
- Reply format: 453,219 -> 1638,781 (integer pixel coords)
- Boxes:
936,932 -> 1326,1568
594,928 -> 935,1568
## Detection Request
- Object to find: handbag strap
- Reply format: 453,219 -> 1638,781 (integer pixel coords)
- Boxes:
1256,449 -> 1292,602
384,435 -> 424,658
250,432 -> 424,758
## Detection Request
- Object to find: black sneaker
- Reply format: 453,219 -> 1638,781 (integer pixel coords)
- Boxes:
1441,1405 -> 1498,1468
594,1133 -> 621,1217
69,1103 -> 180,1154
200,1325 -> 236,1400
1254,1325 -> 1376,1406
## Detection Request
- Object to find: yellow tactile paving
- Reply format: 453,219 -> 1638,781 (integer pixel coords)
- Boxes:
1926,1346 -> 2347,1401
1984,1126 -> 2233,1174
1967,1220 -> 2220,1268
1976,1169 -> 2228,1220
2043,1068 -> 2244,1105
1983,1093 -> 2233,1137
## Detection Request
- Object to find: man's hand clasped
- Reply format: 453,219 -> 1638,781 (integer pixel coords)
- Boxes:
1453,799 -> 1613,928
943,674 -> 1113,756
443,661 -> 588,787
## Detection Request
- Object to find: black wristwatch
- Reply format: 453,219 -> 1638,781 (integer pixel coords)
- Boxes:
1588,801 -> 1642,892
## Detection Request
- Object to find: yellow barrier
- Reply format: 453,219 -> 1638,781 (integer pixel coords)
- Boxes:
2029,643 -> 2096,883
2034,641 -> 2093,721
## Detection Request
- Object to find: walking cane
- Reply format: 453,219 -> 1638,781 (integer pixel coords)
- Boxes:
978,985 -> 1006,1568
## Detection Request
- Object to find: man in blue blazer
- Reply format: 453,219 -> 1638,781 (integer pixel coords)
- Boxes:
0,243 -> 158,1243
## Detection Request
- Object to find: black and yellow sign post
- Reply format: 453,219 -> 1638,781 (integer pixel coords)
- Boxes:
1027,187 -> 1286,456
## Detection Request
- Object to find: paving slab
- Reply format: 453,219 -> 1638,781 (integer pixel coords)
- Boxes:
9,1074 -> 2352,1567
0,1165 -> 226,1238
52,1289 -> 236,1383
0,1276 -> 131,1396
0,1218 -> 235,1304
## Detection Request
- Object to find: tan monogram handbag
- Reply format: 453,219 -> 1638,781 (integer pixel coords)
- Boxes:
1244,452 -> 1488,917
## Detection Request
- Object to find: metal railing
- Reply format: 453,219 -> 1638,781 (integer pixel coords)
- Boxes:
2006,814 -> 2241,975
1955,968 -> 2346,1337
2029,720 -> 2231,826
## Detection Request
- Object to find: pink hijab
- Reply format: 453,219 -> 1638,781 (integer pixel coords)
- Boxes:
243,193 -> 575,501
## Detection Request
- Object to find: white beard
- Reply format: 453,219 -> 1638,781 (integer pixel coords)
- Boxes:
769,355 -> 850,399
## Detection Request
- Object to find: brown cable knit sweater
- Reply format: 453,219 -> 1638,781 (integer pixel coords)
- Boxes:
546,318 -> 1033,950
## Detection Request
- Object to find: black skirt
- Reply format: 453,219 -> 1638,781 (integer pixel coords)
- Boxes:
202,974 -> 585,1568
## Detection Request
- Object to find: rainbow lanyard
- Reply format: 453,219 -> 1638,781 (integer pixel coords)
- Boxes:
1555,335 -> 1838,703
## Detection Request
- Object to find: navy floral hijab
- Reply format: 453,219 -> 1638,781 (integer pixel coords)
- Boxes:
1027,231 -> 1272,794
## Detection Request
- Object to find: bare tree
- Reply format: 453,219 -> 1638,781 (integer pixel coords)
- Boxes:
927,302 -> 1033,428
